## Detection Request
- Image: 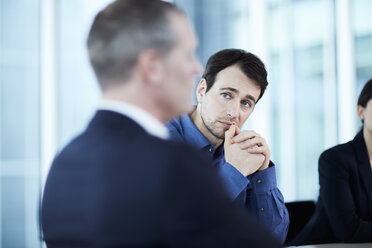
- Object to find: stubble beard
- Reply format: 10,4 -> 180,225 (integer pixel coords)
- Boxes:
200,113 -> 225,141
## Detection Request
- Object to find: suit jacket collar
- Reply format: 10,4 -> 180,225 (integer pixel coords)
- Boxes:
352,130 -> 372,210
98,100 -> 169,140
353,130 -> 370,164
87,110 -> 147,136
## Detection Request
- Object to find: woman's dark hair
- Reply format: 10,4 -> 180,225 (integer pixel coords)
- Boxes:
358,78 -> 372,107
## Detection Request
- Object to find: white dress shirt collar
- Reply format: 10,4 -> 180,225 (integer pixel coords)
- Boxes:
98,100 -> 169,140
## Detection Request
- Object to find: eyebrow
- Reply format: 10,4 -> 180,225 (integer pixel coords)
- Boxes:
219,87 -> 257,103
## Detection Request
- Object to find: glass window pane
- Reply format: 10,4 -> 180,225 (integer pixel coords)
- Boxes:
0,0 -> 41,247
353,0 -> 372,130
1,65 -> 26,160
1,177 -> 26,248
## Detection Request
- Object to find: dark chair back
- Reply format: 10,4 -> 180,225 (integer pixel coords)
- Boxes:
285,200 -> 316,244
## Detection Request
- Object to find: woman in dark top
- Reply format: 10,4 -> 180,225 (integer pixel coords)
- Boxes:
291,79 -> 372,245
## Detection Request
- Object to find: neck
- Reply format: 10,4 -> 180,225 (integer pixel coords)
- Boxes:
363,126 -> 372,161
190,107 -> 224,149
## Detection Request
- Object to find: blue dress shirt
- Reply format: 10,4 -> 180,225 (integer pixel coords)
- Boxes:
167,114 -> 289,243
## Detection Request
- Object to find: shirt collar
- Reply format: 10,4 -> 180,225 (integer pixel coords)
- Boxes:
98,99 -> 169,140
179,114 -> 212,150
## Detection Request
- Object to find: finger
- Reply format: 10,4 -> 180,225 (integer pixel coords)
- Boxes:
232,130 -> 260,143
230,126 -> 241,143
224,125 -> 236,143
239,137 -> 265,149
235,125 -> 241,135
247,144 -> 271,164
246,146 -> 267,155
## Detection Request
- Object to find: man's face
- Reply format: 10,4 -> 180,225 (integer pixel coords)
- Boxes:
161,13 -> 202,119
197,65 -> 262,140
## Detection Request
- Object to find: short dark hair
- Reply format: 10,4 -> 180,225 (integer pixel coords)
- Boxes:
87,0 -> 183,90
358,78 -> 372,108
202,49 -> 268,102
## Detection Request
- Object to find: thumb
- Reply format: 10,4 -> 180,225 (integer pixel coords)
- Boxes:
231,126 -> 240,143
224,125 -> 236,143
234,125 -> 241,135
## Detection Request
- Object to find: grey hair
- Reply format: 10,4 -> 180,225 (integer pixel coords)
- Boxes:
87,0 -> 184,90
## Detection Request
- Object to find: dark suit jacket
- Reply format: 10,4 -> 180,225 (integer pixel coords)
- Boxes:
41,110 -> 281,248
291,130 -> 372,245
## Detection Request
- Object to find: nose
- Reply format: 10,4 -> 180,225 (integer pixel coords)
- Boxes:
226,100 -> 240,120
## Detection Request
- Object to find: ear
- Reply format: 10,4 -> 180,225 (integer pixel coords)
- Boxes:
196,78 -> 207,103
357,105 -> 365,121
137,49 -> 164,86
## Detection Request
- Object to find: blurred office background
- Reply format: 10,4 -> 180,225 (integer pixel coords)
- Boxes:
0,0 -> 371,247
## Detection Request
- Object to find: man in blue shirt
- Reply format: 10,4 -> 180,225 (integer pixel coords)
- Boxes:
167,49 -> 289,243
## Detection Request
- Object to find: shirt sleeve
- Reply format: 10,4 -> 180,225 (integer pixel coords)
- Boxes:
246,164 -> 289,244
218,162 -> 249,203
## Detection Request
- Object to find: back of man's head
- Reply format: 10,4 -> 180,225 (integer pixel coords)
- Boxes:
202,49 -> 268,102
87,0 -> 183,90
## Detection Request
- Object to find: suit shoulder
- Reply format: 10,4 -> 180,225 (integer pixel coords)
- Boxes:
320,141 -> 354,160
319,141 -> 356,173
147,135 -> 206,161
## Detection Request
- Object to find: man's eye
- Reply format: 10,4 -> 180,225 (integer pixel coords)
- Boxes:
222,93 -> 231,99
242,101 -> 251,108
